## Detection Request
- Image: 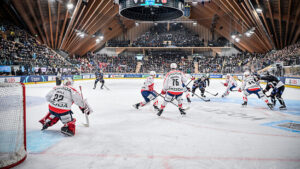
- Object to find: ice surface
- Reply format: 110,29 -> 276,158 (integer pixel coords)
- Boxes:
14,79 -> 300,169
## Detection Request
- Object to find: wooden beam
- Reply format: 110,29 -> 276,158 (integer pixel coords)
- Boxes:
288,3 -> 300,45
48,0 -> 54,48
11,0 -> 39,41
256,0 -> 276,49
60,0 -> 82,49
284,0 -> 292,47
55,2 -> 61,49
25,0 -> 46,44
243,0 -> 272,50
63,0 -> 99,48
57,9 -> 69,49
292,26 -> 300,44
266,0 -> 279,48
65,3 -> 117,53
37,0 -> 50,46
278,0 -> 282,49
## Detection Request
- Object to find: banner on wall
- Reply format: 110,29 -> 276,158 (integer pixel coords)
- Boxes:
73,75 -> 82,80
285,78 -> 300,86
0,66 -> 11,72
82,75 -> 90,79
0,76 -> 21,83
48,76 -> 56,81
21,75 -> 47,83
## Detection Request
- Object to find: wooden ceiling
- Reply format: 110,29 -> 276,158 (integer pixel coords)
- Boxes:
189,0 -> 299,53
2,0 -> 299,55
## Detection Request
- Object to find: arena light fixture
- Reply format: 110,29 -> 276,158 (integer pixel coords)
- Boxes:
245,32 -> 251,37
256,8 -> 263,14
193,22 -> 197,26
231,34 -> 236,39
67,3 -> 74,10
235,37 -> 240,42
99,35 -> 104,40
79,33 -> 85,38
135,22 -> 139,26
96,39 -> 101,43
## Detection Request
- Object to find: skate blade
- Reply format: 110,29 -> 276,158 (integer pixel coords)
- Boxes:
61,130 -> 74,136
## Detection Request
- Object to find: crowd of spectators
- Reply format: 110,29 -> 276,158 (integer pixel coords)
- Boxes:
68,52 -> 137,73
0,22 -> 72,76
140,50 -> 193,74
132,23 -> 204,47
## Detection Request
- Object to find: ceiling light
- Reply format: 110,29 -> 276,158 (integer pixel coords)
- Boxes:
245,32 -> 251,37
79,33 -> 84,38
96,39 -> 100,43
256,8 -> 262,14
193,22 -> 197,26
135,22 -> 139,26
99,35 -> 104,40
235,37 -> 240,42
67,3 -> 74,10
231,35 -> 236,39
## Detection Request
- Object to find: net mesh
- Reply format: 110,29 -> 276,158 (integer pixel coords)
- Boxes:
0,83 -> 26,168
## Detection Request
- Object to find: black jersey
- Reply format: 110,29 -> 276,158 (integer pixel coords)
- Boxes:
260,75 -> 284,91
193,78 -> 206,89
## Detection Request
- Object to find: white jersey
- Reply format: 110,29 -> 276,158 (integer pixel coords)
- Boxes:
141,76 -> 154,91
241,75 -> 261,91
225,76 -> 237,87
163,70 -> 187,94
46,86 -> 85,113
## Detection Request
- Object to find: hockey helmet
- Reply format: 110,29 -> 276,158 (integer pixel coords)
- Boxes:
150,71 -> 156,76
170,63 -> 177,69
244,71 -> 250,77
226,74 -> 231,78
63,77 -> 73,86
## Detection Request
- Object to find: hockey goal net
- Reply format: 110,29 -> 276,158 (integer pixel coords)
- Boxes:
0,83 -> 26,169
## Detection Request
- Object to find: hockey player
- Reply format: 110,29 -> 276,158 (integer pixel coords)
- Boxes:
260,72 -> 286,110
157,63 -> 188,116
222,74 -> 237,97
56,71 -> 62,86
238,71 -> 273,109
204,73 -> 210,87
184,74 -> 193,103
133,71 -> 159,110
39,78 -> 91,136
191,75 -> 207,98
93,69 -> 105,89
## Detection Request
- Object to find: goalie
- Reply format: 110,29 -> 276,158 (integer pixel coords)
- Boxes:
39,78 -> 91,136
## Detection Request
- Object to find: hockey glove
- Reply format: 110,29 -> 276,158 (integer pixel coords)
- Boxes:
161,90 -> 166,95
238,88 -> 242,92
80,107 -> 90,115
224,83 -> 228,87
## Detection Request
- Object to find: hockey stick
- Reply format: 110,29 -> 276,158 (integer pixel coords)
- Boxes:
157,93 -> 190,110
103,84 -> 110,91
79,86 -> 89,127
192,93 -> 210,102
205,90 -> 218,96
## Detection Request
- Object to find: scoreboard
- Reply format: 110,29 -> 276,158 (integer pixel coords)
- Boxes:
118,0 -> 185,21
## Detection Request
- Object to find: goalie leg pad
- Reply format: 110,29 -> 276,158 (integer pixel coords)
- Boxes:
61,119 -> 76,136
39,112 -> 59,129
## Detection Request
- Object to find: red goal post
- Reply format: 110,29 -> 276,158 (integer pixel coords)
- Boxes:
0,83 -> 26,169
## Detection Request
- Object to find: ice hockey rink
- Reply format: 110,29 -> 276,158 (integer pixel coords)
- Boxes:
17,78 -> 300,169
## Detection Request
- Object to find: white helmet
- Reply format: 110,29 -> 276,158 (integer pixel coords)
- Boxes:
244,71 -> 250,77
150,71 -> 156,76
226,74 -> 231,78
170,63 -> 177,69
63,77 -> 73,86
206,73 -> 209,77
